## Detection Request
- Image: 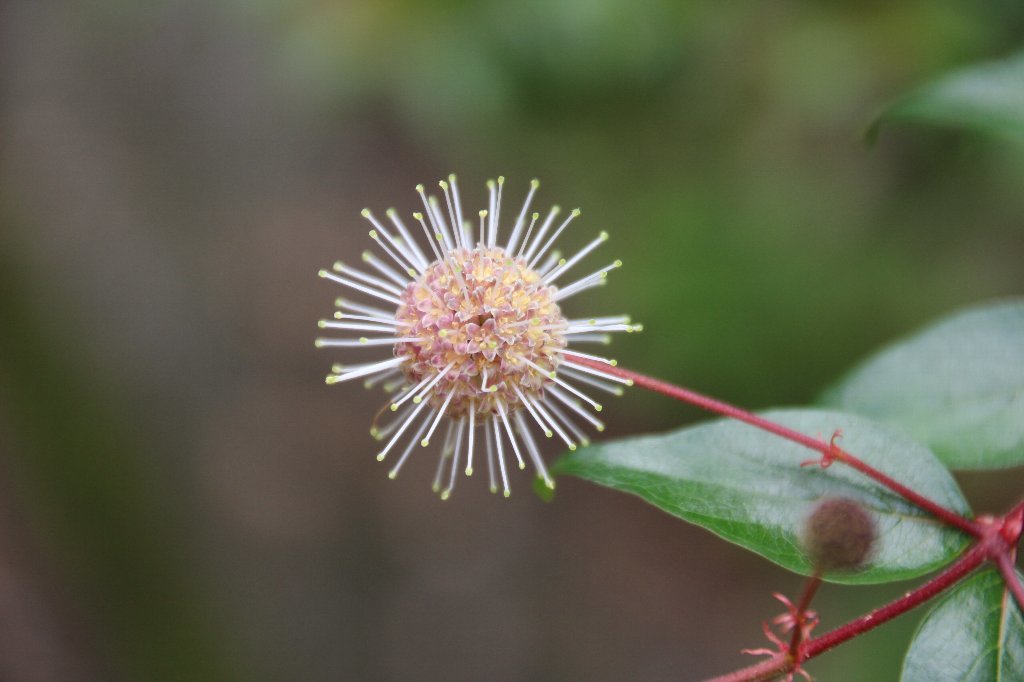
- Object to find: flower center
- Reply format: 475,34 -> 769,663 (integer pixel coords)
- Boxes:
395,246 -> 567,418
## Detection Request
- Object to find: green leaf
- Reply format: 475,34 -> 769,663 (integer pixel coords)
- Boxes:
821,299 -> 1024,469
869,51 -> 1024,143
901,568 -> 1024,681
553,409 -> 971,584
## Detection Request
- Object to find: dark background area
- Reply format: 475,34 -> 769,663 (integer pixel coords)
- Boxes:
2,1 -> 1023,679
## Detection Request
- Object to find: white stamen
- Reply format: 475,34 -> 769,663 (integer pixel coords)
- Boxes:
432,420 -> 457,492
332,311 -> 398,326
522,206 -> 560,262
554,260 -> 621,301
544,231 -> 608,284
363,210 -> 422,275
496,400 -> 526,470
560,348 -> 617,366
513,410 -> 554,488
439,180 -> 464,251
528,208 -> 581,269
412,363 -> 456,405
449,175 -> 466,245
428,195 -> 457,253
548,385 -> 605,431
388,409 -> 435,479
485,418 -> 497,493
370,371 -> 403,390
559,365 -> 624,395
537,250 -> 563,277
412,211 -> 444,262
544,398 -> 590,447
315,337 -> 423,347
506,179 -> 539,255
492,415 -> 511,497
416,186 -> 454,254
531,397 -> 576,451
564,333 -> 612,345
420,391 -> 456,446
441,418 -> 465,499
318,320 -> 396,334
376,396 -> 433,460
325,357 -> 404,384
511,384 -> 554,438
336,298 -> 394,320
465,401 -> 476,475
561,359 -> 633,385
386,208 -> 430,270
516,212 -> 540,257
478,210 -> 488,246
319,269 -> 402,306
361,251 -> 412,288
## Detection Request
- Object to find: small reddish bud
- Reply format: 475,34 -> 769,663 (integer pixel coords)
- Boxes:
803,497 -> 877,572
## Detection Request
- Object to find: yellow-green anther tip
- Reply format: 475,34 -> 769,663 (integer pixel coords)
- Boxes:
600,231 -> 609,240
368,230 -> 378,239
390,404 -> 399,412
545,479 -> 555,490
420,439 -> 430,447
333,311 -> 343,319
439,180 -> 448,189
415,184 -> 424,192
503,489 -> 511,498
318,269 -> 328,278
614,260 -> 623,267
530,179 -> 539,188
317,320 -> 326,328
361,251 -> 371,261
610,359 -> 618,366
626,380 -> 635,387
571,208 -> 581,216
360,208 -> 371,217
440,491 -> 450,500
465,467 -> 473,476
387,471 -> 397,479
377,453 -> 387,462
595,404 -> 603,412
490,485 -> 498,494
569,444 -> 577,451
497,176 -> 505,183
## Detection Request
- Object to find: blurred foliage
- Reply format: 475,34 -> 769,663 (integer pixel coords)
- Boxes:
871,49 -> 1024,144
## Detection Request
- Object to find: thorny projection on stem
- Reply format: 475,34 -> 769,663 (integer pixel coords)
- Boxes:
566,356 -> 1024,681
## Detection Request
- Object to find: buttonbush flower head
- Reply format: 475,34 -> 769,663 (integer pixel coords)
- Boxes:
316,176 -> 639,498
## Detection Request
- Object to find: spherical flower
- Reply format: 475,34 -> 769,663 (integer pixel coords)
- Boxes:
316,176 -> 639,498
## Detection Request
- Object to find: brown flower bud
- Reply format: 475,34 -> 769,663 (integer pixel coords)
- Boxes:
803,498 -> 877,572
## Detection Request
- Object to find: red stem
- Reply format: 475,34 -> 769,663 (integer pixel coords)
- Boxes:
996,554 -> 1024,614
577,358 -> 980,536
788,574 -> 822,655
803,542 -> 986,657
705,543 -> 988,682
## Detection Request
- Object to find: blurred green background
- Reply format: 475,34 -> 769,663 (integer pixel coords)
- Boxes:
2,1 -> 1023,680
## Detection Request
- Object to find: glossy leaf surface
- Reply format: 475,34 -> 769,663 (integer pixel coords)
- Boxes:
555,409 -> 971,584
